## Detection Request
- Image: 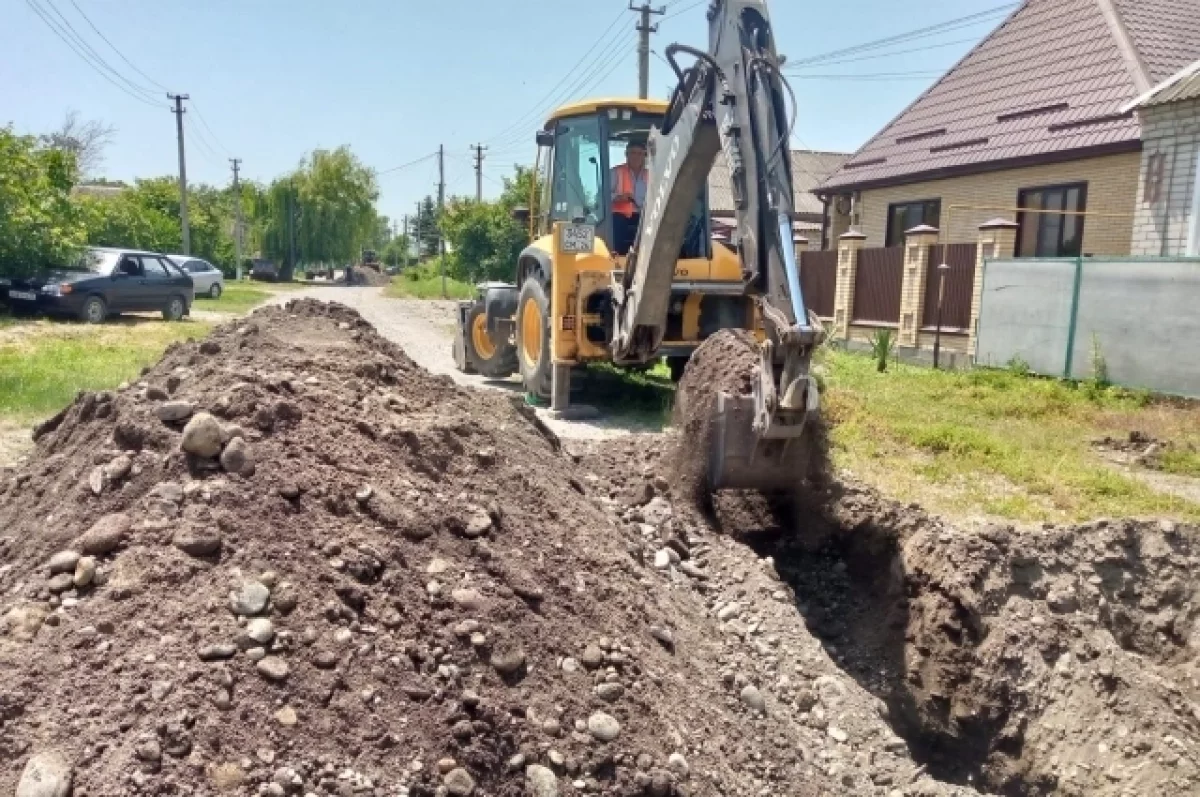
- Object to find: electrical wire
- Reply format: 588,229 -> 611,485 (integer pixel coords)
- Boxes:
784,36 -> 982,70
25,0 -> 161,107
65,0 -> 170,92
38,0 -> 159,101
377,151 -> 439,176
786,70 -> 946,80
663,0 -> 705,22
190,100 -> 232,157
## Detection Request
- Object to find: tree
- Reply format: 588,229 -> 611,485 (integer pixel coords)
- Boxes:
382,234 -> 412,268
0,126 -> 85,276
412,196 -> 440,259
41,110 -> 115,179
439,165 -> 538,282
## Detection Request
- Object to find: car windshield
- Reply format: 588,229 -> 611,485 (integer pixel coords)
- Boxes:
65,249 -> 119,274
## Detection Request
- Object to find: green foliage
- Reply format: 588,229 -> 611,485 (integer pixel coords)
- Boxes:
1006,354 -> 1031,377
440,166 -> 538,283
0,126 -> 86,276
385,262 -> 474,300
867,328 -> 896,373
382,234 -> 413,268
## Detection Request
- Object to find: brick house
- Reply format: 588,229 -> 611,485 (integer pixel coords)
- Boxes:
708,150 -> 848,248
1125,60 -> 1200,256
816,0 -> 1200,257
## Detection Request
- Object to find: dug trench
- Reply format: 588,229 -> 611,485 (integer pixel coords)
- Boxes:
0,304 -> 1197,797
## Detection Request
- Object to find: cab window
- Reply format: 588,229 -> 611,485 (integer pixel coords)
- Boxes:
550,116 -> 604,224
117,256 -> 143,277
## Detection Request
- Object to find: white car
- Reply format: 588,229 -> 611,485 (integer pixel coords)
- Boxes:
168,255 -> 225,299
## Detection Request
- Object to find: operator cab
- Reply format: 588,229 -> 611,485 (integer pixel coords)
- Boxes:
534,99 -> 710,260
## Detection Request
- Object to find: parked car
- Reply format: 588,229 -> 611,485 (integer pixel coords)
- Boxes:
168,255 -> 225,298
0,246 -> 193,323
250,259 -> 280,282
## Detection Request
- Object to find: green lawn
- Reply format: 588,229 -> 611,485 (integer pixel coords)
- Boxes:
385,263 -> 474,300
193,280 -> 307,315
821,349 -> 1200,522
0,317 -> 211,422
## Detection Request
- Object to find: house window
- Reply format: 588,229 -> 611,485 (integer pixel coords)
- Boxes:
1016,183 -> 1088,257
885,199 -> 941,247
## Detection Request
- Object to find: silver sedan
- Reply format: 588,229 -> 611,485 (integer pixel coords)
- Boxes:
168,255 -> 225,299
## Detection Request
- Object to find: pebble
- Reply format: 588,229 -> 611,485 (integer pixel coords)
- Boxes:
156,400 -> 196,422
255,656 -> 290,681
463,508 -> 493,538
451,588 -> 485,612
220,436 -> 255,476
103,455 -> 132,482
198,643 -> 238,661
668,753 -> 690,778
76,513 -> 130,555
594,682 -> 625,702
587,712 -> 621,742
526,764 -> 559,797
653,549 -> 672,569
46,573 -> 74,594
47,551 -> 81,575
443,767 -> 476,796
245,618 -> 276,645
717,603 -> 741,622
230,581 -> 271,616
740,685 -> 766,712
490,640 -> 526,676
581,645 -> 605,670
73,557 -> 96,588
827,726 -> 849,743
174,527 -> 222,557
181,412 -> 224,458
275,706 -> 298,726
16,750 -> 73,797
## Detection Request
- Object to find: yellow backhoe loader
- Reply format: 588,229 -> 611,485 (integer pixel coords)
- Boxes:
453,0 -> 823,492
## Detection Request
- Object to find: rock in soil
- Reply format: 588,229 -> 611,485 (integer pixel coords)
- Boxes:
16,751 -> 73,797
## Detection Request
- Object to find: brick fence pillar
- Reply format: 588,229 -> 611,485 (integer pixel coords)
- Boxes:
969,218 -> 1020,358
832,230 -> 866,340
899,225 -> 939,348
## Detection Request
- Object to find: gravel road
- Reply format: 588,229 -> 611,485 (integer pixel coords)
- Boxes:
270,286 -> 651,440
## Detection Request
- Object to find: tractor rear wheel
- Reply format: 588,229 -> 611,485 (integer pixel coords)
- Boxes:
516,277 -> 552,399
463,300 -> 517,378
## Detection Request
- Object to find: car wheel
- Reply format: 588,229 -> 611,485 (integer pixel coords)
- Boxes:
163,296 -> 186,322
80,295 -> 107,324
209,283 -> 223,299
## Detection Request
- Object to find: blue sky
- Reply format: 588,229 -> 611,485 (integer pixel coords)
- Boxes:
1,0 -> 1014,226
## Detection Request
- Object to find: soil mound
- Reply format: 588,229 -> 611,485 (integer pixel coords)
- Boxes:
0,300 -> 977,797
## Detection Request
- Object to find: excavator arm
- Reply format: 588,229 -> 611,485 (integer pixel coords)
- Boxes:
611,0 -> 823,491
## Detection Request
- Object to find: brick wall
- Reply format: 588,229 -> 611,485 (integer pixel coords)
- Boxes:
826,152 -> 1142,255
1132,98 -> 1200,257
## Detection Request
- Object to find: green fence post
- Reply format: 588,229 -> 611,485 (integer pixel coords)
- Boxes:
1063,256 -> 1084,379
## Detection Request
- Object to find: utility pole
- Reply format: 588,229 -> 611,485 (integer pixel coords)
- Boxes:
470,144 -> 488,202
287,188 -> 297,281
168,93 -> 191,254
229,158 -> 244,281
401,214 -> 408,265
437,144 -> 446,298
629,2 -> 666,99
415,201 -> 423,261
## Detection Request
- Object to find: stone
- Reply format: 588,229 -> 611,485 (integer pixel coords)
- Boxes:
47,550 -> 81,575
526,765 -> 559,797
642,496 -> 673,525
88,466 -> 105,495
255,656 -> 290,682
174,527 -> 222,557
275,706 -> 298,727
104,455 -> 133,482
717,603 -> 741,622
451,588 -> 485,612
245,618 -> 275,645
443,767 -> 476,796
437,758 -> 458,774
47,573 -> 74,594
828,726 -> 849,743
491,640 -> 526,676
76,513 -> 130,555
220,436 -> 255,476
740,685 -> 766,712
17,751 -> 73,797
230,581 -> 270,615
668,753 -> 689,778
463,508 -> 493,538
653,549 -> 672,570
198,643 -> 237,661
73,557 -> 96,588
594,682 -> 625,702
4,605 -> 50,642
587,712 -> 621,742
181,412 -> 224,458
156,400 -> 196,422
581,645 -> 605,670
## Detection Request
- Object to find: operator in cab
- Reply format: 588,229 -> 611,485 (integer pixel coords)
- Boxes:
611,140 -> 649,256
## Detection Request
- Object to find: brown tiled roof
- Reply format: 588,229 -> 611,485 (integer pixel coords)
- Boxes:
1125,60 -> 1200,110
710,150 -> 849,219
820,0 -> 1200,193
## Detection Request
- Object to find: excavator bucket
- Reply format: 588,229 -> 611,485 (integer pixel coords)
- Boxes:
707,377 -> 822,492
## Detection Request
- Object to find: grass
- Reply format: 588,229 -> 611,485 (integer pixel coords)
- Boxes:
385,262 -> 475,300
0,317 -> 211,422
193,280 -> 307,315
578,360 -> 675,428
820,349 -> 1200,523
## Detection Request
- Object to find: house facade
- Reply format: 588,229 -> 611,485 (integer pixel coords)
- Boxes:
818,0 -> 1200,257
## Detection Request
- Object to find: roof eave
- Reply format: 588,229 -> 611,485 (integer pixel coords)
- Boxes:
814,140 -> 1143,195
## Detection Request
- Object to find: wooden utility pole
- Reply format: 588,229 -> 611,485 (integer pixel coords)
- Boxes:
229,158 -> 243,280
168,93 -> 191,254
438,144 -> 446,298
415,201 -> 423,261
470,144 -> 488,202
629,2 -> 665,99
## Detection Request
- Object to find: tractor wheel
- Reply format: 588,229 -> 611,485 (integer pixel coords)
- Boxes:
515,277 -> 552,399
464,300 -> 517,378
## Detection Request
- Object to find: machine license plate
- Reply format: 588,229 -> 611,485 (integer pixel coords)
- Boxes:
560,223 -> 595,254
8,290 -> 36,301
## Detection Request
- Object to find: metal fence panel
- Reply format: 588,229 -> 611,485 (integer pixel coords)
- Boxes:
1071,259 -> 1200,396
852,247 -> 903,324
922,243 -> 976,331
799,250 -> 837,318
974,258 -> 1076,375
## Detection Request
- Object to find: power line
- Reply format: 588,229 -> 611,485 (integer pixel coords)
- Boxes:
190,100 -> 231,157
24,0 -> 160,107
65,0 -> 170,92
37,0 -> 159,101
377,151 -> 439,176
786,70 -> 947,81
784,36 -> 983,69
662,0 -> 705,22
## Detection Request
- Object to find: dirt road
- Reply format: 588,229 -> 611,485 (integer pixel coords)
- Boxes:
271,286 -> 658,441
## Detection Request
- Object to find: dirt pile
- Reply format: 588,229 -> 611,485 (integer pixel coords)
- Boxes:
345,267 -> 392,288
1093,431 -> 1196,470
0,299 -> 978,797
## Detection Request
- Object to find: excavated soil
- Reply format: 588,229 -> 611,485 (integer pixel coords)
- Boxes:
2,300 -> 1199,797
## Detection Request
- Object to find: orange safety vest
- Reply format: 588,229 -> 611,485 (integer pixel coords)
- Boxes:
612,164 -> 645,218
